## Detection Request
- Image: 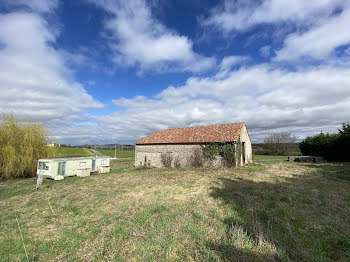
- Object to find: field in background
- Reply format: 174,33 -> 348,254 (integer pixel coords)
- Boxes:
97,149 -> 135,158
252,143 -> 301,156
1,161 -> 350,261
253,155 -> 288,161
51,147 -> 94,158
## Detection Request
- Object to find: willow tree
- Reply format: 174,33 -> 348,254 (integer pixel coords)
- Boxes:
0,115 -> 52,179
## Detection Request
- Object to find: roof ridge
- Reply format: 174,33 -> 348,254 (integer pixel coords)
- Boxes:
136,122 -> 246,145
155,122 -> 245,132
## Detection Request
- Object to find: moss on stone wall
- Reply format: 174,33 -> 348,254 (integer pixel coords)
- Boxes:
202,142 -> 237,168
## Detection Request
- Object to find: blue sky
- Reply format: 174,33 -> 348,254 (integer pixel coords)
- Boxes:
1,0 -> 350,145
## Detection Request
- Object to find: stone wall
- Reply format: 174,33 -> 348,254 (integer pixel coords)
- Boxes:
135,126 -> 253,168
135,144 -> 224,168
239,125 -> 253,165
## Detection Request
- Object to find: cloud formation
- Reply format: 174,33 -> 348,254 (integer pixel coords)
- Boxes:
275,8 -> 350,61
0,12 -> 103,123
203,0 -> 347,33
90,0 -> 215,73
204,1 -> 350,62
1,0 -> 349,145
3,0 -> 59,14
85,64 -> 350,144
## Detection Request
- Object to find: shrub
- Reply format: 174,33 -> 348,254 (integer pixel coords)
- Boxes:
337,123 -> 350,161
253,147 -> 271,155
202,142 -> 237,168
299,132 -> 338,160
299,123 -> 350,161
221,143 -> 237,167
160,152 -> 172,168
189,149 -> 204,168
0,114 -> 52,179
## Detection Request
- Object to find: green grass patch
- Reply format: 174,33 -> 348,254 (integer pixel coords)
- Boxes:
253,155 -> 288,160
1,162 -> 350,261
306,162 -> 350,181
97,149 -> 135,158
51,147 -> 94,158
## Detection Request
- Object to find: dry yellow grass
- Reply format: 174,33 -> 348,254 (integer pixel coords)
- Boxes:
1,161 -> 350,261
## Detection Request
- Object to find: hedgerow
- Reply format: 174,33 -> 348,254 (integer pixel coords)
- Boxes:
299,123 -> 350,161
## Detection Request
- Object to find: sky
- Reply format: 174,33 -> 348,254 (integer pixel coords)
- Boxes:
0,0 -> 350,145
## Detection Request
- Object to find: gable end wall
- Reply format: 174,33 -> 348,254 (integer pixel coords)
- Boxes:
239,125 -> 253,165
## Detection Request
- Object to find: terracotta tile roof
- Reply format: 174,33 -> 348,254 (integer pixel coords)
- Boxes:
136,122 -> 245,145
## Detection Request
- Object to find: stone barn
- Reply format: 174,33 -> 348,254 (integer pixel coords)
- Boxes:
135,122 -> 252,168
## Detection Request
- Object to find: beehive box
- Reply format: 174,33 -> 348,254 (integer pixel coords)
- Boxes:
98,166 -> 110,173
76,168 -> 91,177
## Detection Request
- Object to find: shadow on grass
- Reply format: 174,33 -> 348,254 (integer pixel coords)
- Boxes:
301,162 -> 350,181
209,165 -> 350,261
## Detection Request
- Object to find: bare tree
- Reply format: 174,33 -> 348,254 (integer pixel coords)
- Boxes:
264,132 -> 296,155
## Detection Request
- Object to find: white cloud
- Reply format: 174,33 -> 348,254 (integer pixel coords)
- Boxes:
90,0 -> 215,73
203,1 -> 350,63
219,56 -> 249,71
3,0 -> 59,14
1,1 -> 349,145
82,64 -> 350,144
203,0 -> 348,33
0,12 -> 103,123
275,8 -> 350,61
216,55 -> 250,78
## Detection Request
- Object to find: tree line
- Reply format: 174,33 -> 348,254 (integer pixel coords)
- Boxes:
300,123 -> 350,161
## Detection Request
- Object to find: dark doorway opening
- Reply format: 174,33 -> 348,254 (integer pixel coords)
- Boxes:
242,142 -> 246,164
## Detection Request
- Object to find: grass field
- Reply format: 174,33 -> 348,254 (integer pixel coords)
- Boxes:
252,144 -> 301,156
97,149 -> 135,158
253,155 -> 288,161
51,147 -> 94,158
1,161 -> 350,261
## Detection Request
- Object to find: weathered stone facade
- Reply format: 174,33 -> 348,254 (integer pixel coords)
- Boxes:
135,144 -> 224,168
135,125 -> 253,168
238,124 -> 253,166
